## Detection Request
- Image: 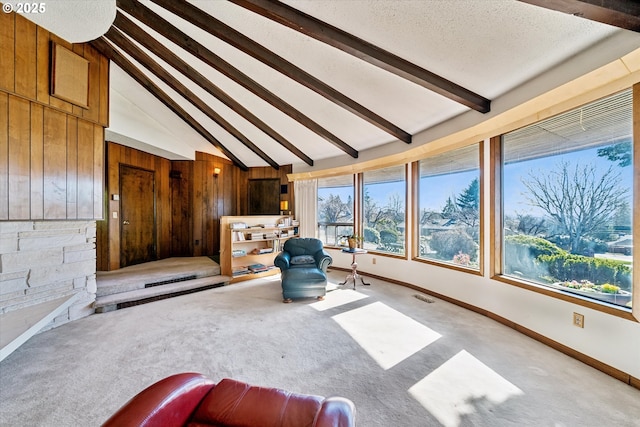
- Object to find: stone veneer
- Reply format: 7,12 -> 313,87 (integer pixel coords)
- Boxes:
0,221 -> 97,330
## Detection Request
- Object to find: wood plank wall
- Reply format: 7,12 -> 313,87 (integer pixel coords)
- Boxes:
98,146 -> 294,270
193,152 -> 236,257
233,163 -> 293,216
99,142 -> 171,271
0,12 -> 108,221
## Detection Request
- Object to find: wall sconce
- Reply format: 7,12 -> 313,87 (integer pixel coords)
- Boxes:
213,167 -> 221,177
280,200 -> 289,215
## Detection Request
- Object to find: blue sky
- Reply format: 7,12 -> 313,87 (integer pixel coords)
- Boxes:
318,145 -> 633,221
503,146 -> 633,217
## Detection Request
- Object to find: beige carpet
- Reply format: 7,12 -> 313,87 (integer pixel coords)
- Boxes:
1,271 -> 639,426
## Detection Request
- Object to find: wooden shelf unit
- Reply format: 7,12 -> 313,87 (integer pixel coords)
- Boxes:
220,215 -> 298,283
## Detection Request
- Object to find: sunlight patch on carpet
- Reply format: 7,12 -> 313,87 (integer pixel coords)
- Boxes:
332,301 -> 441,369
311,289 -> 369,311
409,350 -> 524,426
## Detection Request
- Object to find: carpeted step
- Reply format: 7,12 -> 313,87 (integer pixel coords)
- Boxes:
94,275 -> 231,313
96,257 -> 221,297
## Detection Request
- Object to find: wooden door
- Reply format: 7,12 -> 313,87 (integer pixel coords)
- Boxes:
120,165 -> 157,267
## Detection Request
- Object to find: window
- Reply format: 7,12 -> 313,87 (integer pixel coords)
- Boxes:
501,89 -> 633,309
317,175 -> 354,246
417,144 -> 481,270
362,165 -> 406,255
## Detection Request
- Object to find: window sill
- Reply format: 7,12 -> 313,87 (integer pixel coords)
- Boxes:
413,256 -> 483,276
492,274 -> 637,322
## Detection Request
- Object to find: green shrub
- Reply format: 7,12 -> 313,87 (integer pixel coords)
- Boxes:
505,234 -> 632,290
504,235 -> 564,280
547,235 -> 609,255
363,227 -> 380,244
539,252 -> 632,291
506,234 -> 564,257
430,229 -> 478,261
379,229 -> 398,245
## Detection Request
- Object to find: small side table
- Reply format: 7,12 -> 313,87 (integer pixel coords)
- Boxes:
338,248 -> 370,290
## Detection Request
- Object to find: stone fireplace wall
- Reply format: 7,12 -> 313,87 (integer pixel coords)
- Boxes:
0,221 -> 97,330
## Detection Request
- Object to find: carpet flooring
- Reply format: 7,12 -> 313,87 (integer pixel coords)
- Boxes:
1,271 -> 639,426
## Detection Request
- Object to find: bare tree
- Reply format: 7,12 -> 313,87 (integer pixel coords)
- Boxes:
318,194 -> 352,223
522,161 -> 629,253
385,193 -> 404,224
363,190 -> 385,228
515,212 -> 547,235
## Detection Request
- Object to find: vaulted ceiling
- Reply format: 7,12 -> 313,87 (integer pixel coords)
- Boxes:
15,0 -> 640,171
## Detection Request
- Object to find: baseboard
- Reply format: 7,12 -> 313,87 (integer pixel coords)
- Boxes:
329,266 -> 640,391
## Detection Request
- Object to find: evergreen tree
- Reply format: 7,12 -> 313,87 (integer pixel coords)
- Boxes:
597,141 -> 631,167
441,196 -> 458,219
455,178 -> 480,227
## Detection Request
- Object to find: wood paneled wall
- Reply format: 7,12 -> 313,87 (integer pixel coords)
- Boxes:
98,147 -> 294,270
0,12 -> 108,221
192,152 -> 236,257
233,163 -> 293,216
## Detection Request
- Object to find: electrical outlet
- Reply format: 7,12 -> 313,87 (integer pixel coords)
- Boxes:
372,258 -> 376,265
573,312 -> 584,328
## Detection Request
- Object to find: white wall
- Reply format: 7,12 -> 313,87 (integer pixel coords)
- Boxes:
325,141 -> 640,381
328,252 -> 640,379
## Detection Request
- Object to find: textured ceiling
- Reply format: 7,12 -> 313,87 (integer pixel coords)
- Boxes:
12,0 -> 640,171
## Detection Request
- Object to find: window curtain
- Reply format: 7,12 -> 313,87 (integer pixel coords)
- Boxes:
294,179 -> 317,238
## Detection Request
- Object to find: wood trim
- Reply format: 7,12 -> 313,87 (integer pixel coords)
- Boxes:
412,256 -> 484,277
0,94 -> 9,221
489,136 -> 502,279
488,119 -> 635,321
478,140 -> 485,277
145,0 -> 412,144
410,142 -> 483,274
50,43 -> 89,108
411,161 -> 420,260
287,47 -> 640,182
492,274 -> 636,321
633,83 -> 640,321
229,0 -> 490,113
328,265 -> 639,390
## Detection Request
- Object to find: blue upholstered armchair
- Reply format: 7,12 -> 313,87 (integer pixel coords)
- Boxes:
274,238 -> 332,303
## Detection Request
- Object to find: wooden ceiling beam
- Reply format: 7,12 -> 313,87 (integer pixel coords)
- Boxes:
104,25 -> 280,169
229,0 -> 491,114
90,37 -> 250,171
518,0 -> 640,32
116,0 -> 315,165
113,11 -> 357,160
147,0 -> 412,144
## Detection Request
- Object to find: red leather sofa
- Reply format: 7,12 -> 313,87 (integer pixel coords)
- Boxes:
102,372 -> 356,427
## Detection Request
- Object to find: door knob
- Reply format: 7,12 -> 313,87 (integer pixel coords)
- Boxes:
122,220 -> 130,225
